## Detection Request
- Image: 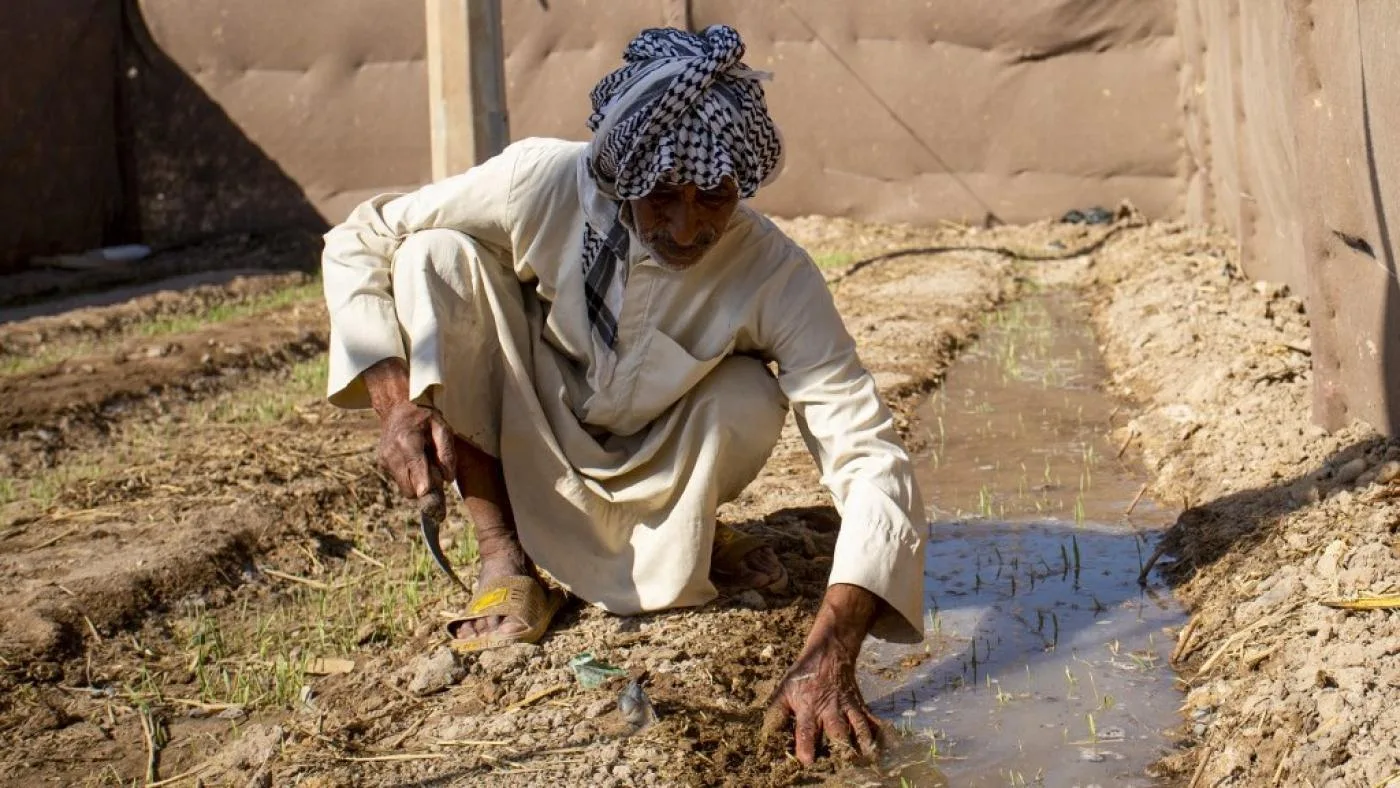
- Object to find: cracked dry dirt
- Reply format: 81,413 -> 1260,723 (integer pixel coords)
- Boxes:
3,219 -> 1397,786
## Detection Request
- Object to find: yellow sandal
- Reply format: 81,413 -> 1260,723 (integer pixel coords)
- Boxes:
711,525 -> 789,593
445,575 -> 566,653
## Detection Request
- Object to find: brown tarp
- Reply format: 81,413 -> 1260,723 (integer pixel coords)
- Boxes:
126,0 -> 430,245
502,0 -> 1186,225
5,0 -> 1400,434
1289,0 -> 1400,432
689,0 -> 1183,225
0,0 -> 122,266
3,0 -> 1186,269
1180,0 -> 1307,294
1184,0 -> 1400,432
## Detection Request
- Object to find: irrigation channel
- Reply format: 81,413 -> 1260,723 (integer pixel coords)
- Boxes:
851,291 -> 1187,787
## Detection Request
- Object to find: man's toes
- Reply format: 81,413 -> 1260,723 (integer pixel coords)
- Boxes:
468,614 -> 530,638
742,547 -> 784,585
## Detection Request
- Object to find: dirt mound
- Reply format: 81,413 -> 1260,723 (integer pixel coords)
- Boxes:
1,228 -> 319,309
0,270 -> 312,359
0,303 -> 327,437
0,502 -> 274,671
1085,223 -> 1400,786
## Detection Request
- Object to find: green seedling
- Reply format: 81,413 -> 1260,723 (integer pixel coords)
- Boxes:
994,679 -> 1013,706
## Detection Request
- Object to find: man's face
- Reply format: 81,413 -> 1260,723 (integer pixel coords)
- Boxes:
627,177 -> 740,270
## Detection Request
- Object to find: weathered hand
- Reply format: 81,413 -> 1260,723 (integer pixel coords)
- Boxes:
764,584 -> 886,765
765,638 -> 882,763
376,400 -> 457,498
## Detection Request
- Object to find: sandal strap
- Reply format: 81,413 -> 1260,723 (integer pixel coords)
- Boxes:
711,525 -> 765,572
461,575 -> 545,622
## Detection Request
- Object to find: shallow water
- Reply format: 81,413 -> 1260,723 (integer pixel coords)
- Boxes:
848,292 -> 1186,787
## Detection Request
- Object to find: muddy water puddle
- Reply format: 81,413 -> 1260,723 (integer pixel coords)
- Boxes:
850,292 -> 1186,787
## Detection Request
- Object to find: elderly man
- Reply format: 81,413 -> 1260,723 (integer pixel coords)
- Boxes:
322,26 -> 925,763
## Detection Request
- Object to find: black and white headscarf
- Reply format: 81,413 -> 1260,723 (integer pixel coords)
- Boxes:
581,25 -> 784,349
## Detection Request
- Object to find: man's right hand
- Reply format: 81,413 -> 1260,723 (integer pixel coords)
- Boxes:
377,400 -> 458,498
363,358 -> 457,498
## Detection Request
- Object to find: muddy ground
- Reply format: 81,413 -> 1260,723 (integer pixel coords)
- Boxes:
1086,226 -> 1400,787
0,218 -> 1035,787
4,216 -> 1395,787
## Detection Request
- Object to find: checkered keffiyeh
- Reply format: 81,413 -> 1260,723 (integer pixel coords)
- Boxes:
580,25 -> 784,349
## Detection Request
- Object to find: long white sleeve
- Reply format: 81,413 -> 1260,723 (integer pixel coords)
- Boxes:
320,144 -> 522,408
760,261 -> 927,642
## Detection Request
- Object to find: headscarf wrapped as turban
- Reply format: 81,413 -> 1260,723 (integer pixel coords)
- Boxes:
580,25 -> 784,349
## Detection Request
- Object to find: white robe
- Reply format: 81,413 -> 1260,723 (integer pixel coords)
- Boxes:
321,138 -> 926,642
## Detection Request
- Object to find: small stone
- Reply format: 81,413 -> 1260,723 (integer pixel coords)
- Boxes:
1316,540 -> 1347,581
1334,457 -> 1368,486
216,706 -> 247,721
1293,480 -> 1322,505
1099,726 -> 1126,741
582,698 -> 613,719
407,646 -> 465,695
209,723 -> 283,775
477,643 -> 537,674
1193,723 -> 1207,736
1376,461 -> 1400,485
1079,748 -> 1106,762
735,590 -> 767,610
759,645 -> 775,661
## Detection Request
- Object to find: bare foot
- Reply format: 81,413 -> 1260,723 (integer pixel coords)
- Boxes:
712,544 -> 787,592
448,434 -> 544,641
453,547 -> 539,639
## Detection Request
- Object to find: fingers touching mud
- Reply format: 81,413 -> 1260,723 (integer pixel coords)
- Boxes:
763,643 -> 886,766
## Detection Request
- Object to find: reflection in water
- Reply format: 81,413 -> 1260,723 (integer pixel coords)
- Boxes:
844,293 -> 1186,787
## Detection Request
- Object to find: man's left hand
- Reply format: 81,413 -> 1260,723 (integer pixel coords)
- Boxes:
764,583 -> 885,764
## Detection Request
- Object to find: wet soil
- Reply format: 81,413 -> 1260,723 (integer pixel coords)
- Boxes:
0,220 -> 1035,786
15,218 -> 1389,787
853,293 -> 1186,787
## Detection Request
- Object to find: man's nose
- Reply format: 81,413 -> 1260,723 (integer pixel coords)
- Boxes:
668,213 -> 701,245
667,187 -> 702,245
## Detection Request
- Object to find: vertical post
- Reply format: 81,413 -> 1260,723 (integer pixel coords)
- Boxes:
660,0 -> 692,31
425,0 -> 509,181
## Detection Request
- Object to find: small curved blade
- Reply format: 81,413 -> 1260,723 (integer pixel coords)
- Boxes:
418,489 -> 469,592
